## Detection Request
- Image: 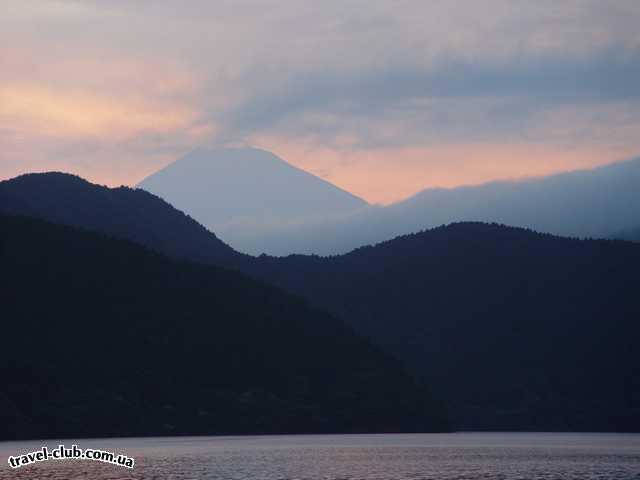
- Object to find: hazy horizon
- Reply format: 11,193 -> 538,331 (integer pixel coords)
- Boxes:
5,147 -> 640,206
3,1 -> 640,203
9,147 -> 625,256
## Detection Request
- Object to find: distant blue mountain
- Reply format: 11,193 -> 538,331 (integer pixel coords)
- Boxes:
613,225 -> 640,242
208,156 -> 640,255
137,148 -> 368,254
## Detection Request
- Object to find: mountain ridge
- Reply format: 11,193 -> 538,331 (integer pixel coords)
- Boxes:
137,147 -> 368,254
144,154 -> 640,255
247,222 -> 640,431
3,172 -> 639,431
0,171 -> 243,264
0,213 -> 448,440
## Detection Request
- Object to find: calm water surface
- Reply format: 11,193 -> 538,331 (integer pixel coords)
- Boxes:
1,433 -> 639,479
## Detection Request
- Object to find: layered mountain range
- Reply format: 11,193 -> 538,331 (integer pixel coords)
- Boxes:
0,214 -> 446,440
138,149 -> 640,255
2,170 -> 638,432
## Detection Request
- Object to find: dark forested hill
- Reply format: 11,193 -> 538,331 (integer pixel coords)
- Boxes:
249,224 -> 640,431
0,172 -> 243,265
3,173 -> 639,432
0,214 -> 448,440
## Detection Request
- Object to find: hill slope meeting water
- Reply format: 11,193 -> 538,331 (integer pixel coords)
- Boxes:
2,172 -> 639,432
137,147 -> 368,254
0,214 -> 448,440
139,153 -> 640,255
250,224 -> 640,432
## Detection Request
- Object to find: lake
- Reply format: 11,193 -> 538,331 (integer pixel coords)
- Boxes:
1,432 -> 639,479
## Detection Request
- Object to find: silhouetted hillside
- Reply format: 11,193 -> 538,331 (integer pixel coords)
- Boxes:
249,224 -> 640,431
0,214 -> 448,440
0,172 -> 243,264
4,173 -> 639,432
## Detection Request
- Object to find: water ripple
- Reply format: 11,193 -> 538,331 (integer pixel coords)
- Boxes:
1,433 -> 639,480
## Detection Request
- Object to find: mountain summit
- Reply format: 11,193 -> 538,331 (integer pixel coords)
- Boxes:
138,148 -> 368,254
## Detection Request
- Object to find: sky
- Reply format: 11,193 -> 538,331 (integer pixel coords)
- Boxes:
2,0 -> 639,204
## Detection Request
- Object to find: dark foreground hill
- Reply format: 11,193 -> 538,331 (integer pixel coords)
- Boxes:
3,173 -> 639,431
0,214 -> 448,440
0,172 -> 242,265
251,224 -> 640,431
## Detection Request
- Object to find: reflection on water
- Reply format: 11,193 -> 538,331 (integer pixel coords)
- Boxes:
1,432 -> 639,479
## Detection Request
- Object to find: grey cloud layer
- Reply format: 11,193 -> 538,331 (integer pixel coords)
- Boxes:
4,0 -> 640,159
221,47 -> 640,141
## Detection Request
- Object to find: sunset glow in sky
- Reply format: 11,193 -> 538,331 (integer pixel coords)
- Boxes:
2,1 -> 639,203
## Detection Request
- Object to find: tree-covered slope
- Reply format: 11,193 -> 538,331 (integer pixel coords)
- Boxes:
4,172 -> 638,432
0,214 -> 448,440
0,172 -> 243,265
251,223 -> 640,431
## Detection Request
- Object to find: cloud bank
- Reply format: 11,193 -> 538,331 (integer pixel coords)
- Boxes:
2,0 -> 639,202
